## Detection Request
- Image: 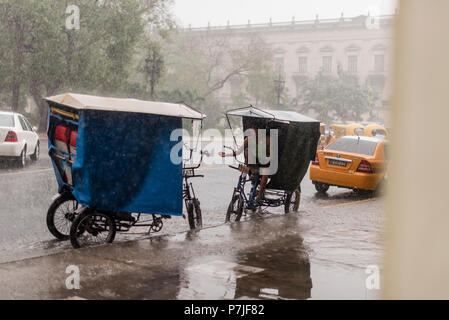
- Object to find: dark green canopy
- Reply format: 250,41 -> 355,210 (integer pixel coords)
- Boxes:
227,107 -> 321,192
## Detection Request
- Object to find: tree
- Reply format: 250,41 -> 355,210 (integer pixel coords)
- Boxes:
160,32 -> 272,102
158,31 -> 273,127
0,0 -> 43,112
0,0 -> 174,130
297,67 -> 378,123
245,66 -> 278,106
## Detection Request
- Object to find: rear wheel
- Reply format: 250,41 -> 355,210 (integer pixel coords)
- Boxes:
46,193 -> 78,240
314,182 -> 330,193
30,142 -> 39,161
285,188 -> 301,213
225,194 -> 244,223
70,209 -> 116,249
187,198 -> 202,229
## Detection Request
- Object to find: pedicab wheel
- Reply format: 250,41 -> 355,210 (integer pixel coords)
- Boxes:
46,192 -> 79,240
225,194 -> 244,223
70,209 -> 116,249
187,198 -> 202,230
285,188 -> 301,214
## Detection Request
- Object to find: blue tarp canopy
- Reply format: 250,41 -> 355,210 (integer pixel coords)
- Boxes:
45,93 -> 205,216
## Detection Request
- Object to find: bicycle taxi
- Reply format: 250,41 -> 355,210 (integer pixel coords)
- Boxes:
223,106 -> 321,222
44,93 -> 206,248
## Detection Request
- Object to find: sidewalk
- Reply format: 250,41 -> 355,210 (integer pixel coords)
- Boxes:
0,213 -> 376,300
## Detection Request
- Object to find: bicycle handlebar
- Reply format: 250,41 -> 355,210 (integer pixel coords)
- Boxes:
183,149 -> 209,170
223,145 -> 245,164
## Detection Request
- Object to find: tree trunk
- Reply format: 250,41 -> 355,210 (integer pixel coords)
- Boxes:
29,83 -> 47,132
11,81 -> 20,112
11,17 -> 25,112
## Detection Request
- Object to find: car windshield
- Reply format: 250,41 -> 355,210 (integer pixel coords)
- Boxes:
327,137 -> 378,156
0,114 -> 14,127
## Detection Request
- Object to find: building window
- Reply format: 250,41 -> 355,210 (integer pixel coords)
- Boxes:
299,57 -> 308,73
374,54 -> 385,72
322,56 -> 332,73
275,57 -> 284,74
348,55 -> 358,73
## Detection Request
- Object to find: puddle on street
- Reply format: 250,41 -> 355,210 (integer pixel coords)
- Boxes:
177,233 -> 313,300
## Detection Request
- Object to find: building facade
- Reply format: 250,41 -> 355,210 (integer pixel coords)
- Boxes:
184,14 -> 395,117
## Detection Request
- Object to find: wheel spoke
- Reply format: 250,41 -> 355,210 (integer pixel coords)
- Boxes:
53,199 -> 78,235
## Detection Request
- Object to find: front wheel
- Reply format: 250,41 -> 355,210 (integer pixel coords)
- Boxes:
16,147 -> 26,168
285,188 -> 301,213
46,192 -> 79,240
187,198 -> 202,230
225,193 -> 244,223
70,209 -> 116,249
30,142 -> 39,161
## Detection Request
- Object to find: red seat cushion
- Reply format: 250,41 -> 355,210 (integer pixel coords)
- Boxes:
70,131 -> 77,147
55,125 -> 70,143
54,125 -> 70,153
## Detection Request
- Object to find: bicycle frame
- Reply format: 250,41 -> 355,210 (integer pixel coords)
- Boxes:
230,165 -> 287,210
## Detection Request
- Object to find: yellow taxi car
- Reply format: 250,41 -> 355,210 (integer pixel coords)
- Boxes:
326,124 -> 346,146
345,123 -> 365,136
326,123 -> 365,147
363,124 -> 389,138
310,136 -> 388,193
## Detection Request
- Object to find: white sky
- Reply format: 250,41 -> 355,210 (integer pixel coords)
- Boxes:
172,0 -> 398,28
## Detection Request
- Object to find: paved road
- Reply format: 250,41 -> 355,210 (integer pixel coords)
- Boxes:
0,208 -> 382,300
0,144 -> 384,299
0,146 -> 383,269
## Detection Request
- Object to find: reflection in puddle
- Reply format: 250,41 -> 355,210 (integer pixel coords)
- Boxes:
178,232 -> 312,300
178,260 -> 264,299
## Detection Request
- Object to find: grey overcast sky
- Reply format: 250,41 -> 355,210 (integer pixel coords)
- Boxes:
172,0 -> 398,28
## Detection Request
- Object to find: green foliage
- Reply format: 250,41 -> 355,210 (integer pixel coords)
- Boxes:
0,0 -> 173,129
298,67 -> 379,123
246,67 -> 278,106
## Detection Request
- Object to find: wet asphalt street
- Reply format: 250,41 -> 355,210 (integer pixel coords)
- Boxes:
0,203 -> 382,300
0,141 -> 384,299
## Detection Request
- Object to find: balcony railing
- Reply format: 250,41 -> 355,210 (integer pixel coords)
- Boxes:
181,14 -> 396,33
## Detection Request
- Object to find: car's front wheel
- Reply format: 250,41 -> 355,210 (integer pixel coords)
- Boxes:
16,146 -> 26,168
30,142 -> 39,161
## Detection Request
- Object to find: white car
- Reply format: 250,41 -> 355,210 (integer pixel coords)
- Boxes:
0,111 -> 40,167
